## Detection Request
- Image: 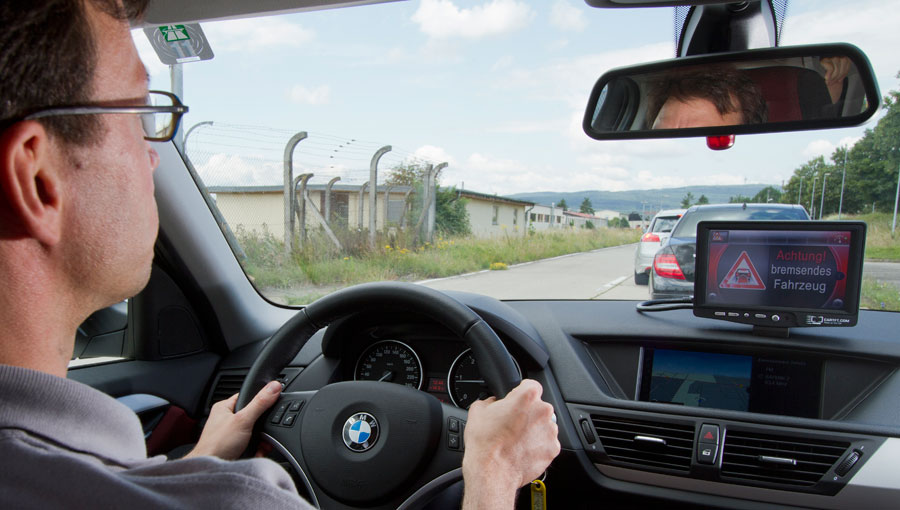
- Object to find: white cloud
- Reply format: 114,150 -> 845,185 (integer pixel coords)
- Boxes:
413,145 -> 457,166
203,18 -> 314,52
803,139 -> 835,160
197,154 -> 282,186
550,0 -> 587,32
412,0 -> 534,40
288,85 -> 331,105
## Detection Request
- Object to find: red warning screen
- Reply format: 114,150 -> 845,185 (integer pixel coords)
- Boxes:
704,229 -> 852,310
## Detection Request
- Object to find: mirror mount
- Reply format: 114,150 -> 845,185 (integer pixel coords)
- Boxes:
583,43 -> 880,141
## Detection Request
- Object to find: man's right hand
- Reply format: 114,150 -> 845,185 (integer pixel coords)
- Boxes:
461,379 -> 560,509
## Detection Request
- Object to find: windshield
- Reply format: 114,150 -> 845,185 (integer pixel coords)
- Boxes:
652,217 -> 680,233
671,207 -> 811,238
136,0 -> 900,310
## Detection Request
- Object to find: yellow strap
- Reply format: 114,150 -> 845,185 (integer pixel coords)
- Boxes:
530,479 -> 547,510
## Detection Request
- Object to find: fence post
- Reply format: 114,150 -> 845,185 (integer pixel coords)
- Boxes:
369,146 -> 392,250
358,181 -> 369,230
293,173 -> 312,248
283,132 -> 308,254
324,176 -> 340,224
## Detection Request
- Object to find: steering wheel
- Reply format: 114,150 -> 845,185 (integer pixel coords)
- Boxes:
236,282 -> 521,509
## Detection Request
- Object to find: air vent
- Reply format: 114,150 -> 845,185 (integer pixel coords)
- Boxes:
210,374 -> 246,404
207,370 -> 295,411
591,414 -> 695,473
722,430 -> 849,487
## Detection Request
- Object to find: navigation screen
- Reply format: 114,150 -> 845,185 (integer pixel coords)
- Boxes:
639,348 -> 821,417
704,229 -> 851,310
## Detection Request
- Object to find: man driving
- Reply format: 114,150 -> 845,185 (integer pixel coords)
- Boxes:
0,1 -> 560,508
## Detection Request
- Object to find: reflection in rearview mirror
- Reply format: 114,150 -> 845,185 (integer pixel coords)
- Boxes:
584,44 -> 880,140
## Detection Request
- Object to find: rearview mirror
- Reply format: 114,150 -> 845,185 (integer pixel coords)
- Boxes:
583,44 -> 880,140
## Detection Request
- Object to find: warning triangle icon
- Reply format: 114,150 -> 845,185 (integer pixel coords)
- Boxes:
719,251 -> 766,290
704,431 -> 715,440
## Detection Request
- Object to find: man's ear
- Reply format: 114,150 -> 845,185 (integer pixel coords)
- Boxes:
0,121 -> 64,245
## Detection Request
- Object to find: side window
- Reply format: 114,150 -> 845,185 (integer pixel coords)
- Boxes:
513,209 -> 518,226
492,205 -> 499,226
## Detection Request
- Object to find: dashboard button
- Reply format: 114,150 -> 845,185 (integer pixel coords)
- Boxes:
728,312 -> 740,317
697,443 -> 718,464
580,419 -> 596,444
699,424 -> 719,445
714,311 -> 726,317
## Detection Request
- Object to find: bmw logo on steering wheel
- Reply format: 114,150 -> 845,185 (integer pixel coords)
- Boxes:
342,412 -> 379,452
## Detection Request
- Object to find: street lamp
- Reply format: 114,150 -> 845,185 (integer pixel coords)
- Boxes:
820,173 -> 830,220
183,120 -> 214,155
810,175 -> 818,219
838,147 -> 847,220
797,177 -> 803,205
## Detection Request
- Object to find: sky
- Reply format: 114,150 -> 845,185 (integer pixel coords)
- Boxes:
134,0 -> 900,197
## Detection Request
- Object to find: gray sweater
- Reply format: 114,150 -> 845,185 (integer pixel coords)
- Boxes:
0,364 -> 314,509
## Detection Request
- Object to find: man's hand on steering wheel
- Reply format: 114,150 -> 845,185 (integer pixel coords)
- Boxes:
186,380 -> 283,460
461,379 -> 561,509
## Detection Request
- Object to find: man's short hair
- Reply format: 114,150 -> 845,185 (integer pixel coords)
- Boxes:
0,0 -> 148,146
647,66 -> 768,127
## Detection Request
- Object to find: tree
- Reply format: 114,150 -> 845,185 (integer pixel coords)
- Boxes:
751,186 -> 781,204
680,192 -> 695,208
557,198 -> 568,212
780,74 -> 900,215
580,197 -> 594,214
729,194 -> 752,203
696,194 -> 709,205
386,162 -> 443,186
435,187 -> 470,236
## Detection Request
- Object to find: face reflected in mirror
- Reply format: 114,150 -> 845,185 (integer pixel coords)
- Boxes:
649,66 -> 767,129
584,46 -> 877,139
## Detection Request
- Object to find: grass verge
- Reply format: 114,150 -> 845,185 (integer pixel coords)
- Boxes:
860,276 -> 900,311
235,227 -> 641,302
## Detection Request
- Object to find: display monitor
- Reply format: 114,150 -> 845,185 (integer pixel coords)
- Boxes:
694,221 -> 865,328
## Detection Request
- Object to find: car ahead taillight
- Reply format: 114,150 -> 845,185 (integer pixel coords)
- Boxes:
654,252 -> 685,280
641,233 -> 661,243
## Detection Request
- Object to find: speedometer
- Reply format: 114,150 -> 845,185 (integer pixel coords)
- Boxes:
448,348 -> 521,409
354,340 -> 423,390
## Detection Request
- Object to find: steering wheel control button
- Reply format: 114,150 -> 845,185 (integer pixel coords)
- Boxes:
342,412 -> 379,452
699,424 -> 720,445
580,419 -> 596,444
448,433 -> 461,450
282,413 -> 297,426
288,400 -> 303,413
270,402 -> 289,424
448,417 -> 460,432
697,444 -> 718,464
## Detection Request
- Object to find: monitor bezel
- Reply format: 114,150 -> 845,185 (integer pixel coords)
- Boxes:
693,221 -> 866,328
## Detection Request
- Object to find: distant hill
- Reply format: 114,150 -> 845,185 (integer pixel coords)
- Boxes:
508,184 -> 771,214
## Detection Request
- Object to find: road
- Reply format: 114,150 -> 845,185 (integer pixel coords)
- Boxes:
419,243 -> 648,300
419,243 -> 900,301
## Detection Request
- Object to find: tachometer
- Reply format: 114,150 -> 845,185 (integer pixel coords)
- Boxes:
448,348 -> 521,409
354,340 -> 423,390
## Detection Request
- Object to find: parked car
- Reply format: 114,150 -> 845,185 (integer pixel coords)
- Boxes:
650,203 -> 811,299
633,208 -> 685,284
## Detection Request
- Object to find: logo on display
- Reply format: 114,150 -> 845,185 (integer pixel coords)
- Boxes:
720,251 -> 766,290
342,413 -> 379,452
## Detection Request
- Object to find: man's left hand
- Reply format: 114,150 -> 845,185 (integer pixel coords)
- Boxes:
185,380 -> 282,460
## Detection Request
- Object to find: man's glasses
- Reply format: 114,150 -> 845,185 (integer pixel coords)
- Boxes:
22,90 -> 188,142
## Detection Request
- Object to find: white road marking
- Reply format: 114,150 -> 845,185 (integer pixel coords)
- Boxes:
597,276 -> 628,291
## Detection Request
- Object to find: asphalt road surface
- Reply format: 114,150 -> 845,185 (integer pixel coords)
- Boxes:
418,243 -> 900,301
419,243 -> 648,300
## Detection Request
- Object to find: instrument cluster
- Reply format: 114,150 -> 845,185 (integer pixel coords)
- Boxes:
352,338 -> 521,409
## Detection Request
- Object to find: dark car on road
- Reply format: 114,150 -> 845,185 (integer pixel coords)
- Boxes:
650,203 -> 811,299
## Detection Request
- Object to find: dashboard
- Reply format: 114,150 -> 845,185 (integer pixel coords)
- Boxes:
205,294 -> 900,509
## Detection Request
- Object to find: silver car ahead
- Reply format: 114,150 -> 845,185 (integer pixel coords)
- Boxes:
633,208 -> 685,285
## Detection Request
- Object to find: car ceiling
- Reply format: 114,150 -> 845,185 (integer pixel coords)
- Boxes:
139,0 -> 403,26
